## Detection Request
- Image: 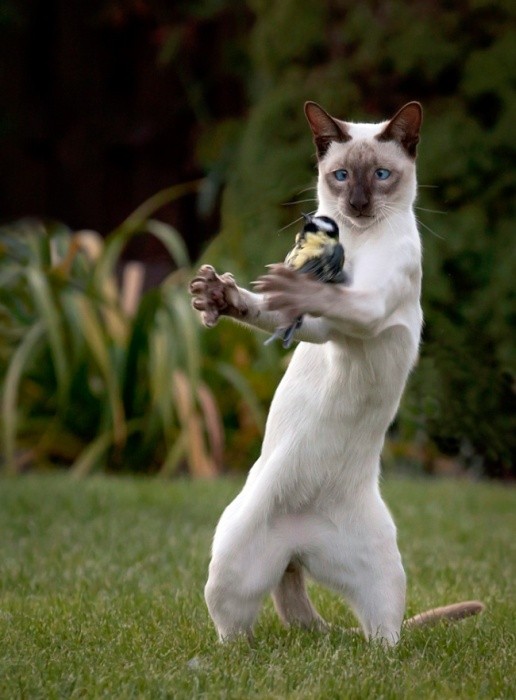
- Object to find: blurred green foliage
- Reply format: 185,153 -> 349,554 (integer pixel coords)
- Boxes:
0,198 -> 272,475
199,0 -> 515,477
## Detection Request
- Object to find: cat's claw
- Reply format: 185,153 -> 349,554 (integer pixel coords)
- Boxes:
189,264 -> 248,327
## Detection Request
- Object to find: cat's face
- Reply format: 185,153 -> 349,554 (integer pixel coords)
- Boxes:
305,102 -> 422,232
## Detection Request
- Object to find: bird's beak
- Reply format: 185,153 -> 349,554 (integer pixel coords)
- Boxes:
301,212 -> 311,224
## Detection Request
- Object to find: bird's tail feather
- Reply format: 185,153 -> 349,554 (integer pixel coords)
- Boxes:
264,316 -> 303,348
264,329 -> 285,346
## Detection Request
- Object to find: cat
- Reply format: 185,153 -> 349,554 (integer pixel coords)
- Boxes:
189,100 -> 483,644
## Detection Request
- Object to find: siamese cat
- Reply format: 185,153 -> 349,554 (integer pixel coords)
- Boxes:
189,101 -> 483,644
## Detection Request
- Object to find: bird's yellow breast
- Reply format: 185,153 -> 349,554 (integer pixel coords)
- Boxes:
285,231 -> 334,270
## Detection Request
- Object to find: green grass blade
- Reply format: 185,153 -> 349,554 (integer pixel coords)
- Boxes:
0,476 -> 511,697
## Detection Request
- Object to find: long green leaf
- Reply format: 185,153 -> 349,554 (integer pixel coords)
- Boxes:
158,433 -> 187,477
24,220 -> 52,268
215,361 -> 266,432
121,289 -> 160,417
72,295 -> 126,446
148,315 -> 177,431
25,268 -> 70,404
94,221 -> 192,295
1,322 -> 45,473
144,219 -> 190,269
71,420 -> 143,477
93,181 -> 199,292
112,180 -> 204,237
169,291 -> 201,383
69,429 -> 112,477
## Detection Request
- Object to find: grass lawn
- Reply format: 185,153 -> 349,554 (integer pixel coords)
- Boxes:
0,474 -> 514,699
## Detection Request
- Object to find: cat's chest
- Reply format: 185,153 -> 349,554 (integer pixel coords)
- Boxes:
261,331 -> 409,465
337,230 -> 370,281
283,328 -> 410,409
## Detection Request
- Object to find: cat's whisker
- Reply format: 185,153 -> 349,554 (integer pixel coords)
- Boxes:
377,203 -> 404,224
328,202 -> 341,220
276,216 -> 304,235
281,198 -> 318,207
381,208 -> 397,238
379,201 -> 402,214
379,202 -> 445,240
415,206 -> 448,215
385,203 -> 404,213
276,211 -> 317,236
415,216 -> 446,240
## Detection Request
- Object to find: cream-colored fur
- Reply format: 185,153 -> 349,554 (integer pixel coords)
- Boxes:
189,101 -> 483,644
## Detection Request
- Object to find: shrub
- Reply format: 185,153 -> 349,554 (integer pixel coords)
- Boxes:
0,201 -> 266,475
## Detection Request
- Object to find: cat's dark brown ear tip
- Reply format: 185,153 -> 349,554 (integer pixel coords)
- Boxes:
377,101 -> 423,157
405,101 -> 423,117
304,101 -> 324,120
403,101 -> 423,111
396,101 -> 423,127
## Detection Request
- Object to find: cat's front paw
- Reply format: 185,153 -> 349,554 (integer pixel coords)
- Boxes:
189,265 -> 248,327
253,264 -> 326,319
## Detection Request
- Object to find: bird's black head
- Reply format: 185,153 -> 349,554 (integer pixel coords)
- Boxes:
302,213 -> 340,239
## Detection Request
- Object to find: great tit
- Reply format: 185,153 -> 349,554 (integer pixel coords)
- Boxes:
265,213 -> 347,348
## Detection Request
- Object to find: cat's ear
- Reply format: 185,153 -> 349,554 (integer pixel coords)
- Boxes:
377,102 -> 423,158
304,102 -> 351,159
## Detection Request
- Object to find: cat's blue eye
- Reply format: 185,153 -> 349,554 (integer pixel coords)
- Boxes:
334,169 -> 348,181
375,168 -> 391,180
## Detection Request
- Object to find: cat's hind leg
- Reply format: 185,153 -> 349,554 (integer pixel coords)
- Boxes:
271,560 -> 329,631
204,499 -> 293,641
304,494 -> 406,645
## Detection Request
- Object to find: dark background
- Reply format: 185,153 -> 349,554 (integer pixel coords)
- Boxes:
0,1 -> 251,269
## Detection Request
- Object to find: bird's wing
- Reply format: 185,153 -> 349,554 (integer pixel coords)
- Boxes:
328,242 -> 345,277
298,242 -> 346,283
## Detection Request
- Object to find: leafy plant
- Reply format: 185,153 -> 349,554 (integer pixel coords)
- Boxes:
0,195 -> 265,476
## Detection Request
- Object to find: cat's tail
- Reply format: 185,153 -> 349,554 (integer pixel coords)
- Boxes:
403,600 -> 485,628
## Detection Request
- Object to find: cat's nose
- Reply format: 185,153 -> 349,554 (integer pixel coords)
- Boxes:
349,189 -> 370,214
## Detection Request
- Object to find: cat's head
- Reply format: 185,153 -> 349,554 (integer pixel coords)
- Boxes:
305,101 -> 423,232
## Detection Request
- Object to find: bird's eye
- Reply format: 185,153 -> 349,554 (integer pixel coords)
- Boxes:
334,169 -> 348,182
375,168 -> 391,180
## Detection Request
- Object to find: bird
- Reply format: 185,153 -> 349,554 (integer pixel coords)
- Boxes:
264,213 -> 347,348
